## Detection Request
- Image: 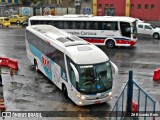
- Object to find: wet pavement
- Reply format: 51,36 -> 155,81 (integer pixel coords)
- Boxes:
0,27 -> 159,120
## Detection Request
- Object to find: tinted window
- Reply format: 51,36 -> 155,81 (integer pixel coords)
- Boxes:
102,21 -> 118,30
26,30 -> 66,73
145,25 -> 152,29
138,25 -> 143,28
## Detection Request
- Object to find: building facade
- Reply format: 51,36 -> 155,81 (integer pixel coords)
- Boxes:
97,0 -> 160,21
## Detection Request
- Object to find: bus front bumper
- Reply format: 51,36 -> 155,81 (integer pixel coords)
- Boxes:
75,92 -> 112,106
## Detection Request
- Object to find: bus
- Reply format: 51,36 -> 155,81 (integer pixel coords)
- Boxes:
25,25 -> 118,106
28,14 -> 138,48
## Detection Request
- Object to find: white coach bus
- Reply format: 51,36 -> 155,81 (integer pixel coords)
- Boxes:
25,25 -> 118,106
28,14 -> 138,48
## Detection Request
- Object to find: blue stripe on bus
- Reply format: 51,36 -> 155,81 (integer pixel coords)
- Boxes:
28,43 -> 52,80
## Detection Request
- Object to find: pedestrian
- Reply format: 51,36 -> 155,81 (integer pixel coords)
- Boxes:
0,66 -> 3,86
10,68 -> 13,77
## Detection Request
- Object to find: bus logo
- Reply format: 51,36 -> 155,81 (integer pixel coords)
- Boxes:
42,55 -> 50,70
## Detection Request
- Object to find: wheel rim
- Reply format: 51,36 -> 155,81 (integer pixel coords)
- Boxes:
107,41 -> 114,48
154,34 -> 159,39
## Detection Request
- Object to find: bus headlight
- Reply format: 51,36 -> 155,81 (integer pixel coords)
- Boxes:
79,101 -> 83,105
109,92 -> 112,96
81,96 -> 85,100
76,93 -> 81,98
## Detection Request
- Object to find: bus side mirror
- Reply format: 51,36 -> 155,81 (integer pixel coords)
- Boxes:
110,61 -> 118,75
70,63 -> 79,82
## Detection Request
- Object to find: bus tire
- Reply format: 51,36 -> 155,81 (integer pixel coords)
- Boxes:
62,84 -> 68,97
153,33 -> 159,39
0,24 -> 3,27
34,59 -> 39,72
106,40 -> 115,48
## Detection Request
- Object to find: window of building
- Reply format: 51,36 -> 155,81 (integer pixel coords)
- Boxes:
131,4 -> 134,9
145,4 -> 148,9
105,4 -> 109,8
151,4 -> 155,10
138,4 -> 141,9
98,4 -> 102,9
110,4 -> 114,8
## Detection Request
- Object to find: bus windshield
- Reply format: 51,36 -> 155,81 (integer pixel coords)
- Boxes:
76,61 -> 112,94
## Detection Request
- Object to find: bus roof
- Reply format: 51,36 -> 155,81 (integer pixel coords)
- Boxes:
29,15 -> 136,23
26,25 -> 109,64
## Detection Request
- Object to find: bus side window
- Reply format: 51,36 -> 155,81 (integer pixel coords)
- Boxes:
31,20 -> 39,25
53,21 -> 58,28
80,21 -> 85,29
86,22 -> 89,29
113,22 -> 118,30
94,22 -> 98,30
71,21 -> 76,29
39,20 -> 44,24
58,21 -> 64,29
64,21 -> 69,29
102,22 -> 107,30
46,20 -> 52,25
76,21 -> 81,29
98,22 -> 102,30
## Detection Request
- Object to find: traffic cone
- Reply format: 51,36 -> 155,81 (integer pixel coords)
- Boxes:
10,68 -> 13,77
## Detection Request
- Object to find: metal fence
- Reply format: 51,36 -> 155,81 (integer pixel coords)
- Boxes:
110,71 -> 156,120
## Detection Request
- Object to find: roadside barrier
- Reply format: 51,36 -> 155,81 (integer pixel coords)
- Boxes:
153,68 -> 160,81
0,57 -> 18,70
0,98 -> 5,111
132,100 -> 138,113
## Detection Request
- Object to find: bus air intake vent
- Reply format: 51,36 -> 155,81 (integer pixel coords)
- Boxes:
77,46 -> 92,51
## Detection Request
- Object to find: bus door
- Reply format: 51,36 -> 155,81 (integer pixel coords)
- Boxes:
65,56 -> 78,99
120,22 -> 131,38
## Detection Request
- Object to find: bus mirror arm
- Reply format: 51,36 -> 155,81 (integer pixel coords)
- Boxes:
110,61 -> 118,75
70,63 -> 79,83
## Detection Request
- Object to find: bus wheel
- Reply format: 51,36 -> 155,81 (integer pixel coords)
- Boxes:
62,84 -> 68,97
34,59 -> 39,72
0,24 -> 3,27
106,40 -> 115,48
153,33 -> 159,39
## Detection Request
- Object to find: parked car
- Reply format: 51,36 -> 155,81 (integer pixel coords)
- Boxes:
22,18 -> 28,27
8,15 -> 27,24
0,17 -> 10,27
137,22 -> 160,39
